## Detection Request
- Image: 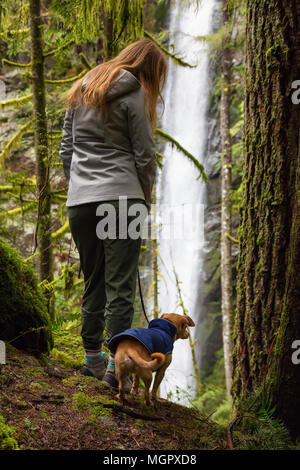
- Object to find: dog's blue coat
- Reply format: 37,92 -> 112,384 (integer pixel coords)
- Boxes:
108,318 -> 177,355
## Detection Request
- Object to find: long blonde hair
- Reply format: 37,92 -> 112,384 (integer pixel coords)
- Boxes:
65,38 -> 168,129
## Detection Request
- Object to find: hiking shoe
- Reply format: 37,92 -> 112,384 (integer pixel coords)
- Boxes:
102,369 -> 132,394
81,354 -> 108,380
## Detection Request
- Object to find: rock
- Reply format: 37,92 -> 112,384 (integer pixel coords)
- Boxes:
0,238 -> 53,355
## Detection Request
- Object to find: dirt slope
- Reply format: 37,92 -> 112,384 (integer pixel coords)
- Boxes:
0,345 -> 226,450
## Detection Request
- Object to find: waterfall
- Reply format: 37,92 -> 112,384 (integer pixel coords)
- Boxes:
156,0 -> 220,403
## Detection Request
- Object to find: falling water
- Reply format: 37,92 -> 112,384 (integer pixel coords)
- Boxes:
156,0 -> 220,403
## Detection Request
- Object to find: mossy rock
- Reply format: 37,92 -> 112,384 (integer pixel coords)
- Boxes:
0,415 -> 19,450
0,238 -> 53,355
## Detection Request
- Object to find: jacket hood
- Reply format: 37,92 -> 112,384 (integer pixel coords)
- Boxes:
81,69 -> 141,103
148,318 -> 178,339
108,318 -> 178,355
106,69 -> 141,102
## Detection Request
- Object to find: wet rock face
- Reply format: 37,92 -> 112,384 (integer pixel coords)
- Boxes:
197,47 -> 240,378
195,12 -> 223,377
0,238 -> 53,355
197,107 -> 222,377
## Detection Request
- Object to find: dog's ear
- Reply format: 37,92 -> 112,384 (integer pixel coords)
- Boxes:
176,315 -> 194,339
182,315 -> 195,327
186,315 -> 196,326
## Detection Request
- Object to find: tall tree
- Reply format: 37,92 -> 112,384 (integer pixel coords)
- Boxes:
29,0 -> 54,316
232,0 -> 300,437
220,0 -> 233,397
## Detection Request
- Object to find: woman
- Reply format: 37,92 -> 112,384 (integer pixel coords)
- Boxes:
59,38 -> 168,390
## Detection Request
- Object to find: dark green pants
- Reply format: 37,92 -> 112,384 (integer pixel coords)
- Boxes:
68,199 -> 145,351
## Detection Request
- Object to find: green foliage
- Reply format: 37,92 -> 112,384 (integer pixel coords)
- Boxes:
50,0 -> 144,47
235,414 -> 292,450
144,30 -> 197,68
257,394 -> 276,420
194,387 -> 226,415
0,1 -> 31,56
50,321 -> 85,369
23,417 -> 38,434
231,392 -> 293,450
0,201 -> 37,221
0,119 -> 33,167
212,399 -> 233,425
0,94 -> 33,110
155,128 -> 208,182
193,349 -> 232,426
195,22 -> 233,55
193,386 -> 232,426
0,415 -> 19,450
152,0 -> 170,31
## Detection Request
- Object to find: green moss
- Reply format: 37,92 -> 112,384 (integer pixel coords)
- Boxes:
0,415 -> 19,450
24,367 -> 48,380
62,375 -> 100,389
16,399 -> 28,410
256,233 -> 263,245
72,391 -> 115,422
28,381 -> 47,392
135,419 -> 146,429
72,392 -> 91,411
100,397 -> 119,406
62,376 -> 82,387
90,404 -> 113,419
50,348 -> 82,369
52,322 -> 85,366
0,238 -> 53,354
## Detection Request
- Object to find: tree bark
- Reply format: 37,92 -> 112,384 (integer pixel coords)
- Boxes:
103,10 -> 115,61
232,0 -> 300,437
220,0 -> 233,397
29,0 -> 54,317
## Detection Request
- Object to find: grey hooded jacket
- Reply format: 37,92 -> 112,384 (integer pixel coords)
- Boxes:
59,69 -> 157,209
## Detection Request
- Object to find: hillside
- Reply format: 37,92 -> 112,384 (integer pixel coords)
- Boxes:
0,332 -> 225,451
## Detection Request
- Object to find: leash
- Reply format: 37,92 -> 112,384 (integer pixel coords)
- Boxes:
137,268 -> 150,325
79,263 -> 149,325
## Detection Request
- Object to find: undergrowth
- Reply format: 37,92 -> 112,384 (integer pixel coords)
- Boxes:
231,393 -> 295,450
0,415 -> 19,450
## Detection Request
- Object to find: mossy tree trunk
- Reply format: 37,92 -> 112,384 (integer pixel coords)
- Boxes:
220,0 -> 233,397
232,0 -> 300,437
103,9 -> 115,61
29,0 -> 54,317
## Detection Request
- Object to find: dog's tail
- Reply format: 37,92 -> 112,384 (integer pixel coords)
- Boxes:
128,351 -> 165,371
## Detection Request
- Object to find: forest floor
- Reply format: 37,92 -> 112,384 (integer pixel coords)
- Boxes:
0,336 -> 227,451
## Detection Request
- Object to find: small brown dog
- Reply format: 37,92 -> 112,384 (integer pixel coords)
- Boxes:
111,313 -> 195,407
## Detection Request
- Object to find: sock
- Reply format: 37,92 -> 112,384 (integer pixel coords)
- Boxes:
107,354 -> 115,372
85,349 -> 102,364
